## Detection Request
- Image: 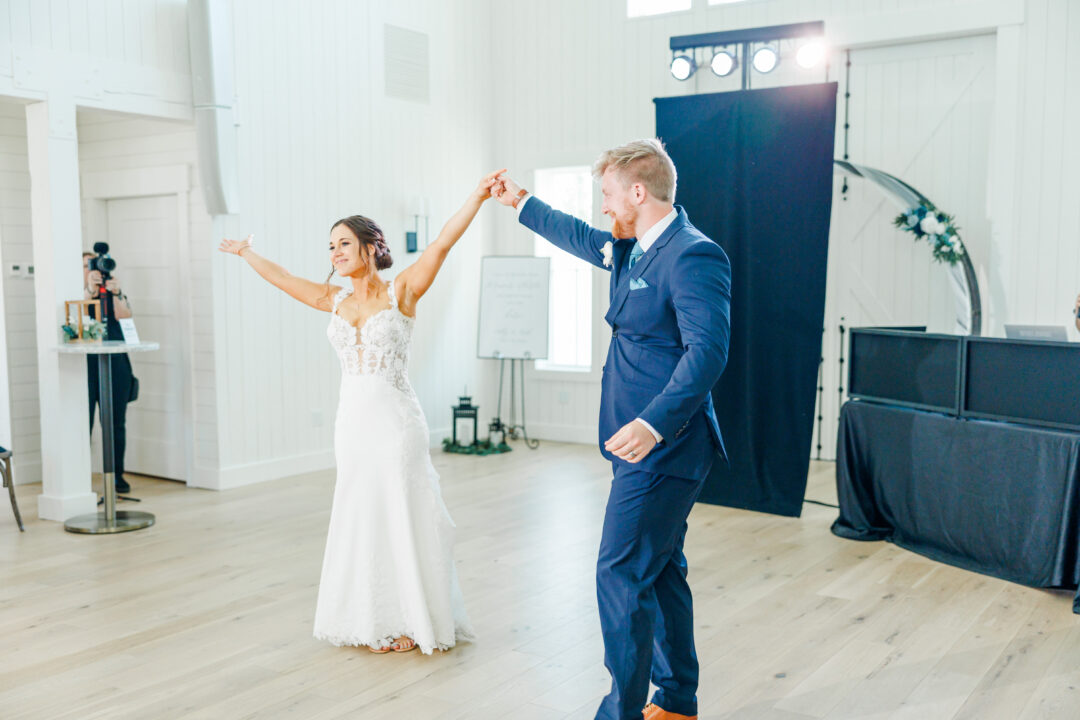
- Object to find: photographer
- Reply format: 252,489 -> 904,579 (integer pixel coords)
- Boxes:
82,248 -> 135,494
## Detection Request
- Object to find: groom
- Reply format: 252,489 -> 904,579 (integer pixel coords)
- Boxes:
492,139 -> 731,720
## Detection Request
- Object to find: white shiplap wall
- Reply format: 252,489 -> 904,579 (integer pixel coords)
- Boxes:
0,0 -> 191,118
76,110 -> 219,482
1006,0 -> 1080,334
488,0 -> 1080,460
0,101 -> 37,481
1,0 -> 189,70
0,109 -> 214,488
0,0 -> 195,487
208,0 -> 495,487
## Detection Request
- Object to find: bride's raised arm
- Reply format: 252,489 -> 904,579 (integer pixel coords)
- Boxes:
219,234 -> 339,311
397,169 -> 504,309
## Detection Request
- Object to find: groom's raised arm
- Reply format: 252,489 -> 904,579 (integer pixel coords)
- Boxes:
492,174 -> 612,270
519,196 -> 612,269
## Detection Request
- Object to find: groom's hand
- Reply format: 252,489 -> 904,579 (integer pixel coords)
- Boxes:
605,421 -> 658,464
491,173 -> 523,207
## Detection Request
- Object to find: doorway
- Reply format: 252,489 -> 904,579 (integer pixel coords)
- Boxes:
84,166 -> 194,483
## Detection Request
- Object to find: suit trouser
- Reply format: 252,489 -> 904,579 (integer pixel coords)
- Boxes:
87,354 -> 133,481
595,465 -> 707,720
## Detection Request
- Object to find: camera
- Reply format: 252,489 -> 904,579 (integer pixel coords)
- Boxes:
88,242 -> 117,280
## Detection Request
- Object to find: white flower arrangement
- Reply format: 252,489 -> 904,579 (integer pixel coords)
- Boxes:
601,241 -> 613,267
894,202 -> 965,265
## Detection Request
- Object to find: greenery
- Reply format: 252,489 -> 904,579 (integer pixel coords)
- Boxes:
893,202 -> 966,266
62,319 -> 106,341
442,438 -> 512,456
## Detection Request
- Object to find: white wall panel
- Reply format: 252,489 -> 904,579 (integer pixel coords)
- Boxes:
203,0 -> 495,486
78,109 -> 219,481
0,101 -> 37,483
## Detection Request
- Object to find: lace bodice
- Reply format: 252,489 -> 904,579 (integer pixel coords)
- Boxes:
326,280 -> 414,393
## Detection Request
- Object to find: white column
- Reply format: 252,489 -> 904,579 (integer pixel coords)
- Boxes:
0,230 -> 11,450
27,99 -> 97,521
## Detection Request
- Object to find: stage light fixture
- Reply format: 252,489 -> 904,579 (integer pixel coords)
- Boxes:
670,53 -> 696,81
752,45 -> 779,74
710,49 -> 737,77
669,22 -> 824,91
796,40 -> 826,69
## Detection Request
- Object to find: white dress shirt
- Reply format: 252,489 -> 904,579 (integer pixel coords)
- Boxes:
637,208 -> 677,252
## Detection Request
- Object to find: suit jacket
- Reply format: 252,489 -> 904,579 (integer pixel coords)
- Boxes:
520,197 -> 731,479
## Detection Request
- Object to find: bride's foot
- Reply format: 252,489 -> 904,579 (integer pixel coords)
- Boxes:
364,636 -> 417,654
391,636 -> 417,653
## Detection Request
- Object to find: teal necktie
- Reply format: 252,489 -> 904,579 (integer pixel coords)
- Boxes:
628,242 -> 643,270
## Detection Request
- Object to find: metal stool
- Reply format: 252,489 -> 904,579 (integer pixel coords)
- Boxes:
0,447 -> 24,532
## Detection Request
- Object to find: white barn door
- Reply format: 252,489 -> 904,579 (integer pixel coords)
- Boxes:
814,34 -> 996,461
88,188 -> 192,483
106,195 -> 188,480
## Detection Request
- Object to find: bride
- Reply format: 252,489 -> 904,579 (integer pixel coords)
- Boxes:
218,171 -> 502,654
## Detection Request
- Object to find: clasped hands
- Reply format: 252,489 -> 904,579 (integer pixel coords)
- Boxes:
488,172 -> 523,207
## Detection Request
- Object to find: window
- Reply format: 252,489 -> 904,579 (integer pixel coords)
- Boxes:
627,0 -> 691,18
533,167 -> 594,372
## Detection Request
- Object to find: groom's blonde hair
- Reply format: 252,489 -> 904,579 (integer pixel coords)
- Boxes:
593,138 -> 677,203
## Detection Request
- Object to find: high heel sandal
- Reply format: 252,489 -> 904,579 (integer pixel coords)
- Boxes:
391,636 -> 417,653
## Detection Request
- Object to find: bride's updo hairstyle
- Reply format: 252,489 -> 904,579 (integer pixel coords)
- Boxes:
331,215 -> 393,271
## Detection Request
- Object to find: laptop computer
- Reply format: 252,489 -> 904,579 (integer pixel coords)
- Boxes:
1003,324 -> 1069,342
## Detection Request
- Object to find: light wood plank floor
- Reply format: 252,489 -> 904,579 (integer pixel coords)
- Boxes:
1,443 -> 1077,719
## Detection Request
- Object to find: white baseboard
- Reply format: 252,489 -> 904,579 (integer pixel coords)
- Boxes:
37,491 -> 98,522
432,422 -> 598,447
524,422 -> 599,445
429,426 -> 450,448
188,425 -> 596,492
189,450 -> 336,491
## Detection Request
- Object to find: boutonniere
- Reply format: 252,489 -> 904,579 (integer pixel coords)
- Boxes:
602,241 -> 613,267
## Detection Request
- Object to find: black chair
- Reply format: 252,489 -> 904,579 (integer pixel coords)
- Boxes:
0,446 -> 23,532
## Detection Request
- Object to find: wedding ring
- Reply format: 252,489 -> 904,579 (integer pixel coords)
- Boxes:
629,451 -> 637,458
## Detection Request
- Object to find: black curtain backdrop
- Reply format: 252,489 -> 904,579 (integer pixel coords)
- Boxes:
656,83 -> 837,517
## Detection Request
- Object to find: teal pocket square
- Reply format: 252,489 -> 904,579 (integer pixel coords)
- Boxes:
630,278 -> 649,290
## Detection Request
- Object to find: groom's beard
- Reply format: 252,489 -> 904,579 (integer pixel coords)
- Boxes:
610,209 -> 637,240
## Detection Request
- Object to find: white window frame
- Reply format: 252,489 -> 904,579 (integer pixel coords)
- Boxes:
533,166 -> 594,374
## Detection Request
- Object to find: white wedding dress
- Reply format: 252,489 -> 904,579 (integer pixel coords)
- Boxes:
313,280 -> 474,654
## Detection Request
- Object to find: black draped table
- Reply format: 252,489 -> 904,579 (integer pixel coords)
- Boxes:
832,401 -> 1080,613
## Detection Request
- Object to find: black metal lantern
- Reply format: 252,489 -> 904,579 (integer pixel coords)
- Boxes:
451,395 -> 479,447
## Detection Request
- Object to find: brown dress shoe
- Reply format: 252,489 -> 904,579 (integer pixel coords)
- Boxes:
643,702 -> 697,720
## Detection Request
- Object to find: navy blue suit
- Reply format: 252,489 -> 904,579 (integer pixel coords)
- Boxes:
520,198 -> 731,719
